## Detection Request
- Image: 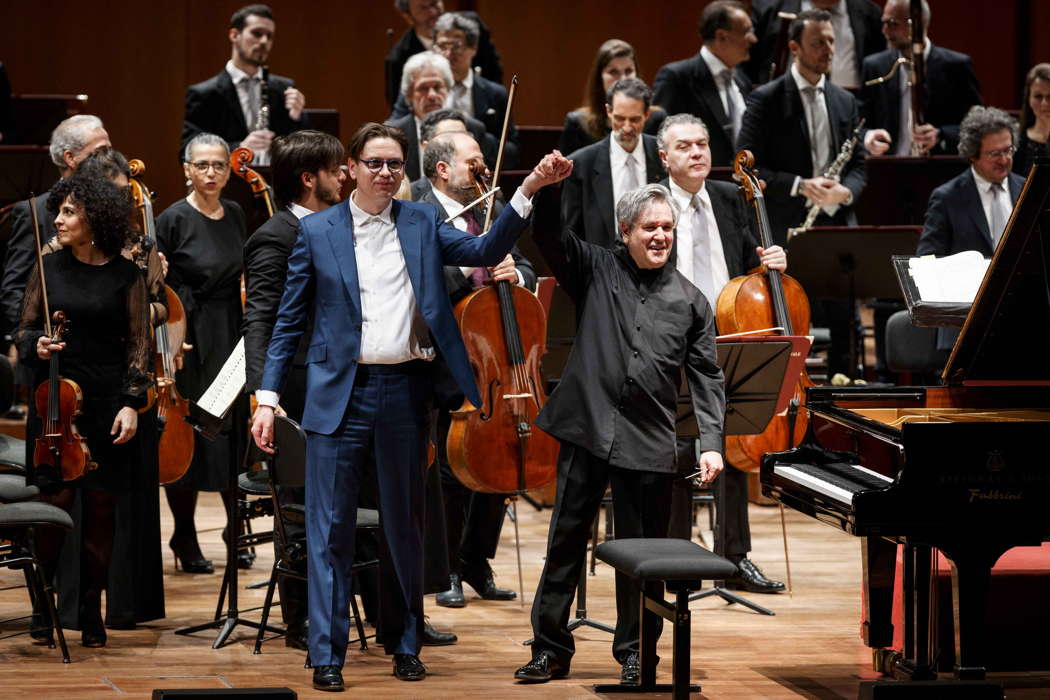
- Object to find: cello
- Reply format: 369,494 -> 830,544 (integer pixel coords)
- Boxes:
128,160 -> 195,484
445,76 -> 559,496
715,150 -> 814,471
28,194 -> 95,481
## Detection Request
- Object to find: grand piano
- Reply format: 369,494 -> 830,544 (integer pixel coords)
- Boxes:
761,158 -> 1050,692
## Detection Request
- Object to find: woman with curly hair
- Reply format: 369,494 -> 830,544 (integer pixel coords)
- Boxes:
18,173 -> 151,647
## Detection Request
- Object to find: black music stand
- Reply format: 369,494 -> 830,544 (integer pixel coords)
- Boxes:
686,337 -> 809,616
786,226 -> 921,377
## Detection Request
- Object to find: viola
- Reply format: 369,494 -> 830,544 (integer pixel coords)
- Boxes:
715,150 -> 814,471
128,159 -> 195,484
230,146 -> 276,217
33,311 -> 95,481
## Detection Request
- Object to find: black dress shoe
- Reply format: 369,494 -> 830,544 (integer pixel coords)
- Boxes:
80,600 -> 107,648
513,651 -> 569,682
312,665 -> 344,691
461,563 -> 517,601
422,619 -> 457,646
393,653 -> 427,681
169,536 -> 214,574
285,628 -> 309,651
619,652 -> 641,685
435,572 -> 466,608
724,558 -> 786,594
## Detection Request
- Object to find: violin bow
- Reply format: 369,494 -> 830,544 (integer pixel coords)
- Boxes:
28,193 -> 53,337
480,75 -> 518,234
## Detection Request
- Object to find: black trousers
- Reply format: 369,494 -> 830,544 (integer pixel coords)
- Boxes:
530,441 -> 673,665
668,438 -> 750,560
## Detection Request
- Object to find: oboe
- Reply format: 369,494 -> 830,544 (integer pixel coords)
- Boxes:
253,65 -> 270,132
787,118 -> 865,241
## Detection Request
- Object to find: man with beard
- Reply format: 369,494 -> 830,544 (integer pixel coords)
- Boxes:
181,4 -> 308,165
514,183 -> 725,685
561,77 -> 666,247
417,131 -> 533,609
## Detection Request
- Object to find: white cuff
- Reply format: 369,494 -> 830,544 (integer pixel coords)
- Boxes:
255,389 -> 280,408
510,187 -> 534,218
791,176 -> 803,197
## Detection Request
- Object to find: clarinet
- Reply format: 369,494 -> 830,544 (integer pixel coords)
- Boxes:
253,65 -> 270,132
787,118 -> 865,241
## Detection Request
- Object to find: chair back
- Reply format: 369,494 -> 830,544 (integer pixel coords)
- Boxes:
271,415 -> 307,489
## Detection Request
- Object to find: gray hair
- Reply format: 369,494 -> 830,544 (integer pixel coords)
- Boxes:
435,12 -> 480,47
885,0 -> 930,26
616,183 -> 679,232
183,132 -> 230,163
957,106 -> 1017,160
401,51 -> 453,99
49,114 -> 105,168
422,132 -> 460,181
657,113 -> 709,152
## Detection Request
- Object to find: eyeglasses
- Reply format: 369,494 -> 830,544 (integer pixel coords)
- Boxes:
359,158 -> 405,173
435,40 -> 466,53
982,147 -> 1015,159
189,160 -> 229,173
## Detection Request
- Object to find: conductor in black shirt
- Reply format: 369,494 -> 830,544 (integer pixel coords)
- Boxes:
514,184 -> 725,685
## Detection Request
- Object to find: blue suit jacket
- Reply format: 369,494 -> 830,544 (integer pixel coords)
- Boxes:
917,169 -> 1025,257
260,197 -> 529,435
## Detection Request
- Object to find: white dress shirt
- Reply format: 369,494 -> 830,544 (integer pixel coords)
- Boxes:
288,202 -> 313,220
669,179 -> 730,303
610,135 -> 647,225
803,0 -> 858,88
448,69 -> 474,117
432,186 -> 525,286
971,167 -> 1013,244
225,60 -> 270,165
789,63 -> 848,215
700,45 -> 746,141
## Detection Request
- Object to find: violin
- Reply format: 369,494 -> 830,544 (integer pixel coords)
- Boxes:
715,150 -> 814,471
445,76 -> 558,495
128,160 -> 195,484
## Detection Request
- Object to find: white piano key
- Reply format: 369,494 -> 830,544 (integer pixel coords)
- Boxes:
773,465 -> 856,505
850,464 -> 894,484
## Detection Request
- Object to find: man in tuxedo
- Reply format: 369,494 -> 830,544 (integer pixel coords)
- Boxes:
561,77 -> 666,247
1,114 -> 110,336
657,113 -> 788,594
651,1 -> 756,167
251,122 -> 571,691
861,0 -> 982,156
746,0 -> 883,89
385,52 -> 496,183
181,4 -> 307,165
385,2 -> 502,108
737,9 -> 866,377
918,107 -> 1024,258
242,130 -> 345,650
416,131 -> 533,609
388,12 -> 518,165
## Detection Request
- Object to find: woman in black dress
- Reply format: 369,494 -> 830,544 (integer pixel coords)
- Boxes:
19,174 -> 150,647
558,39 -> 664,156
156,133 -> 248,573
1014,63 -> 1050,177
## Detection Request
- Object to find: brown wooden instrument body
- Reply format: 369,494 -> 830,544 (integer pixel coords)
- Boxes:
156,286 -> 194,484
717,150 -> 815,472
446,283 -> 558,494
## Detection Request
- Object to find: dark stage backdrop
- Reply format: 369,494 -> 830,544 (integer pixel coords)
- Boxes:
1,0 -> 1045,212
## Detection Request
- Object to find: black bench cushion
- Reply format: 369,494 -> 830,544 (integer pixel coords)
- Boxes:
238,468 -> 271,495
0,501 -> 74,530
596,538 -> 738,582
0,473 -> 38,502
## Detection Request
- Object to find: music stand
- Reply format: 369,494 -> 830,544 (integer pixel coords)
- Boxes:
686,336 -> 810,616
786,226 -> 921,377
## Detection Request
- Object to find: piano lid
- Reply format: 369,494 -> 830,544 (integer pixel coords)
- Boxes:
943,158 -> 1050,385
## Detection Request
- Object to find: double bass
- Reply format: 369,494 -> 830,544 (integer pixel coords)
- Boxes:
128,160 -> 195,484
716,150 -> 814,471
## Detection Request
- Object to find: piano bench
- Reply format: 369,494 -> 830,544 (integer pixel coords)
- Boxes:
594,538 -> 738,700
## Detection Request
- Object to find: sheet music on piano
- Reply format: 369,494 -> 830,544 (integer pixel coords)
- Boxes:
186,337 -> 246,440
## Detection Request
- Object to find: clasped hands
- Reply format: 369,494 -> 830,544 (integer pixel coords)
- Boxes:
799,176 -> 851,208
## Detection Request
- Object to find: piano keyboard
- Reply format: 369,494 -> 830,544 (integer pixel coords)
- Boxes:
772,462 -> 894,505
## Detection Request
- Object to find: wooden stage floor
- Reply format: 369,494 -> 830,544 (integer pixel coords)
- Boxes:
2,492 -> 1049,698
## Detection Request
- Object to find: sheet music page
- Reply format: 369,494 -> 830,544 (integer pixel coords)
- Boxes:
196,337 -> 246,418
908,251 -> 990,303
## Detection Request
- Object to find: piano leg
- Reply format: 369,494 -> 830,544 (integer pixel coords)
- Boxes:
862,536 -> 896,649
943,544 -> 1011,682
892,543 -> 937,681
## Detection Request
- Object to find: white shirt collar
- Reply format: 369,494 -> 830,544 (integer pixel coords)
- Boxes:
225,59 -> 258,84
455,69 -> 474,91
971,166 -> 1006,192
348,190 -> 394,226
668,177 -> 709,213
431,185 -> 466,221
287,203 -> 314,220
700,45 -> 732,80
609,132 -> 641,166
791,61 -> 826,93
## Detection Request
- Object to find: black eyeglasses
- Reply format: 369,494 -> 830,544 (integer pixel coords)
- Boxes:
359,158 -> 405,173
189,160 -> 229,173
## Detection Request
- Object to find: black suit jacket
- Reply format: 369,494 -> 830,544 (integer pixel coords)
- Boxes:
383,11 -> 504,107
652,53 -> 752,167
416,184 -> 536,302
561,134 -> 666,247
385,113 -> 497,182
916,169 -> 1025,257
558,108 -> 667,159
1,191 -> 53,334
860,45 -> 982,155
745,0 -> 883,85
737,73 -> 866,245
242,208 -> 310,401
181,69 -> 308,157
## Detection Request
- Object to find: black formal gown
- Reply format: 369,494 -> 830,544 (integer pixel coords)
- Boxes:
156,198 -> 248,492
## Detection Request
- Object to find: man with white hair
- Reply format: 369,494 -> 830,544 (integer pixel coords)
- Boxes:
1,114 -> 110,334
385,51 -> 495,181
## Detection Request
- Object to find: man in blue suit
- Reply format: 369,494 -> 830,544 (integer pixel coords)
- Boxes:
251,121 -> 571,691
